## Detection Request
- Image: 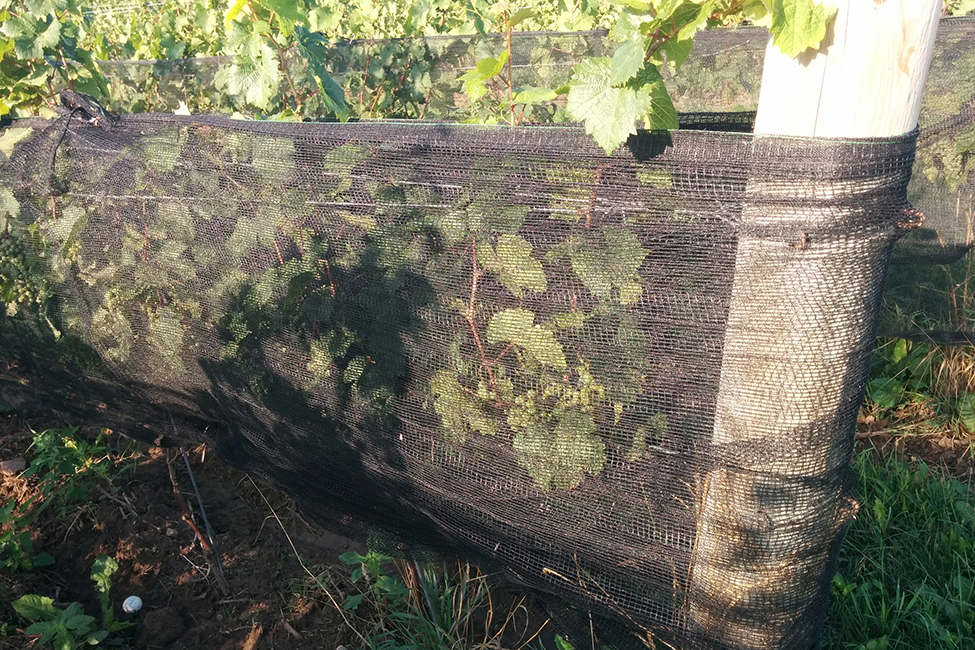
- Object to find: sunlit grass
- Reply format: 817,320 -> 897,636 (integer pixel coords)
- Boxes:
824,451 -> 975,650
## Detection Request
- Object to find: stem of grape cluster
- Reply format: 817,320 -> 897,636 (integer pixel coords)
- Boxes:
466,237 -> 497,391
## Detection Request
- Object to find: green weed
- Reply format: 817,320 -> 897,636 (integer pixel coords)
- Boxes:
0,427 -> 140,572
0,496 -> 54,571
825,452 -> 975,649
873,254 -> 975,432
335,549 -> 549,650
10,553 -> 132,649
24,427 -> 138,516
90,554 -> 134,634
866,336 -> 975,434
11,597 -> 108,650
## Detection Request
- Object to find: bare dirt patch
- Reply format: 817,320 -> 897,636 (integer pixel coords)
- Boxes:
1,413 -> 368,650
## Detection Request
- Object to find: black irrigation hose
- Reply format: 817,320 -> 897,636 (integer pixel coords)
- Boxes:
180,446 -> 219,552
168,413 -> 230,594
47,108 -> 83,194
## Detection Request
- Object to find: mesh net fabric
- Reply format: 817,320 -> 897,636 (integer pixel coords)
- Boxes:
1,111 -> 917,649
94,17 -> 975,267
84,16 -> 975,338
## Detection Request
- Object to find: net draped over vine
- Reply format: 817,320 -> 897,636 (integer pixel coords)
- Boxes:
1,111 -> 918,649
95,17 -> 975,267
87,15 -> 975,336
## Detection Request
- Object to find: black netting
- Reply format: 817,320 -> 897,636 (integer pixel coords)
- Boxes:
92,18 -> 975,266
0,110 -> 917,649
80,17 -> 975,343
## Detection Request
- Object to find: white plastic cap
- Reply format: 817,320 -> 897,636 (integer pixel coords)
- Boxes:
122,595 -> 143,614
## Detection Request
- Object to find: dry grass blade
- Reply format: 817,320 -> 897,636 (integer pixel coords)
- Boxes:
244,474 -> 368,646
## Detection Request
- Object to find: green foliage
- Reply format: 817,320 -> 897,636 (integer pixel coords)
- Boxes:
338,551 -> 495,650
11,554 -> 130,649
768,0 -> 837,59
866,338 -> 932,414
560,0 -> 834,152
458,49 -> 509,103
487,308 -> 567,370
826,453 -> 975,650
1,208 -> 54,321
0,497 -> 55,571
24,428 -> 135,517
554,635 -> 576,650
866,318 -> 975,434
2,0 -> 837,151
3,112 -> 673,491
0,0 -> 108,116
11,596 -> 108,650
566,56 -> 676,152
945,0 -> 975,16
339,550 -> 411,612
90,554 -> 132,633
478,233 -> 547,297
425,213 -> 661,490
1,428 -> 138,572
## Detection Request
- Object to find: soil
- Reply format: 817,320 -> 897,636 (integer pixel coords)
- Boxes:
0,412 -> 371,650
1,407 -> 972,650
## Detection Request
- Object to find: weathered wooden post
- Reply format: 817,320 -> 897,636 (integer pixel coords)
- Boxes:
688,0 -> 941,647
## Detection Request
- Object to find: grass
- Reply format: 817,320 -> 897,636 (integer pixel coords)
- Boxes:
825,452 -> 975,650
4,345 -> 975,650
248,474 -> 553,650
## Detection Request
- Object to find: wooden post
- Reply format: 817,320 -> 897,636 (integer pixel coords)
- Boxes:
688,1 -> 941,647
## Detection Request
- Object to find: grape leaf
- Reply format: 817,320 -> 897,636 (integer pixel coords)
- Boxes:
25,0 -> 67,14
3,15 -> 60,59
569,229 -> 647,304
742,0 -> 773,25
294,26 -> 349,121
225,0 -> 248,27
567,57 -> 654,154
459,50 -> 509,102
610,38 -> 646,86
770,0 -> 837,59
225,38 -> 280,111
614,0 -> 651,11
507,7 -> 537,29
659,36 -> 693,69
512,411 -> 605,491
430,370 -> 498,441
487,308 -> 567,369
0,127 -> 33,162
252,136 -> 296,185
263,0 -> 305,24
567,57 -> 676,154
512,87 -> 558,105
651,0 -> 687,24
609,7 -> 643,43
227,212 -> 280,260
149,306 -> 187,374
633,64 -> 678,130
141,125 -> 189,173
478,234 -> 547,297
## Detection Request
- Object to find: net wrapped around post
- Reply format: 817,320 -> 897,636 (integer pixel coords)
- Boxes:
0,113 -> 918,649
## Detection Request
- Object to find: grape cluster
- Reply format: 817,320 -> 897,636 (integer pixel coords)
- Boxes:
0,232 -> 50,310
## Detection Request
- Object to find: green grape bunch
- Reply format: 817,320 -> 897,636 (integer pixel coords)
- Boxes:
0,226 -> 51,316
